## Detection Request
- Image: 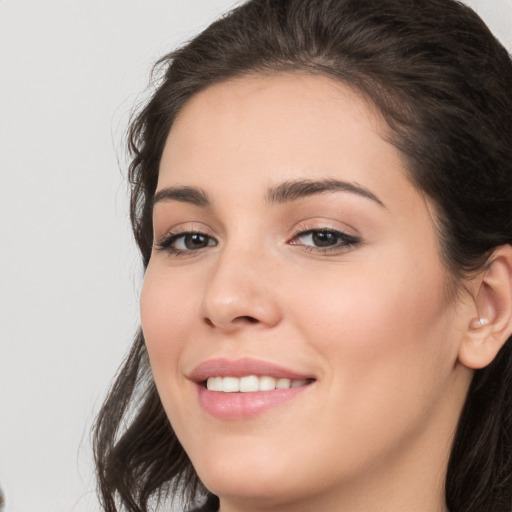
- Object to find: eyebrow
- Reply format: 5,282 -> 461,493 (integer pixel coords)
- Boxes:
152,178 -> 385,209
153,186 -> 211,208
266,178 -> 385,207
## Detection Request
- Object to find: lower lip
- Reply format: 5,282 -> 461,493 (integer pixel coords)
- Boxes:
197,384 -> 312,420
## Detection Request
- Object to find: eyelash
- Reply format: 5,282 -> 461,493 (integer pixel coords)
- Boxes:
155,229 -> 217,256
155,227 -> 360,256
289,228 -> 360,253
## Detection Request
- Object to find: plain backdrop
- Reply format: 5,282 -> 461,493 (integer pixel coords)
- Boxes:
0,1 -> 510,511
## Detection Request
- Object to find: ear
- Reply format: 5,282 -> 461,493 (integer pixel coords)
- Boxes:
458,245 -> 512,370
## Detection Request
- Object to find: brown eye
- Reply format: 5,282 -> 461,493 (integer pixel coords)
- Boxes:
156,231 -> 217,254
311,230 -> 340,247
182,233 -> 211,249
291,229 -> 360,252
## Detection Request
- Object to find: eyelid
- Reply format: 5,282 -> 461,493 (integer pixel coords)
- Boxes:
287,222 -> 361,253
153,222 -> 218,255
290,220 -> 359,239
154,222 -> 214,242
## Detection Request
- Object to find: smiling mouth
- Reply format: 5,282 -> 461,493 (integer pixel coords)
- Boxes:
193,360 -> 316,419
204,375 -> 315,392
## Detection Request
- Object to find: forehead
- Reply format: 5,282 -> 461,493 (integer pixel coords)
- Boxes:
158,73 -> 415,214
163,73 -> 382,163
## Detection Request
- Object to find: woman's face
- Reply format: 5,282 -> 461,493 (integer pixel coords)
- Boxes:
141,74 -> 473,510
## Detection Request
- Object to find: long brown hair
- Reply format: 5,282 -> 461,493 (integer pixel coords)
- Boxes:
94,1 -> 512,510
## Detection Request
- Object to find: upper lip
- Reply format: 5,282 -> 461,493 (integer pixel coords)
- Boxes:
188,357 -> 315,383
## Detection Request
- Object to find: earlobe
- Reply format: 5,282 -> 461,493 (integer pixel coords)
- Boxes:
458,245 -> 512,370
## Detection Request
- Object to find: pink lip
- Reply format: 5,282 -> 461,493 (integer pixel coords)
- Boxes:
189,358 -> 315,421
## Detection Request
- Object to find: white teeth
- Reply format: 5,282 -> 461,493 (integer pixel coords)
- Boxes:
222,376 -> 240,393
259,376 -> 276,391
240,375 -> 259,392
276,378 -> 291,389
206,375 -> 309,392
209,376 -> 222,391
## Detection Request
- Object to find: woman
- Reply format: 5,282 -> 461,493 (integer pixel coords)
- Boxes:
93,0 -> 512,511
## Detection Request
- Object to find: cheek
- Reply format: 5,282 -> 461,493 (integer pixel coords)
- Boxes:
140,265 -> 196,374
275,257 -> 459,479
297,252 -> 445,340
293,254 -> 455,417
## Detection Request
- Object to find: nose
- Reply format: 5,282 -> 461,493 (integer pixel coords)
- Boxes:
200,245 -> 282,332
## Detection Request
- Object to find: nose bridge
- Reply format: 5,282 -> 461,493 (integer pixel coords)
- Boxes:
200,238 -> 281,330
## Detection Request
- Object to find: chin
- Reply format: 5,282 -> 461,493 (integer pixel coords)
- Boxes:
192,444 -> 308,503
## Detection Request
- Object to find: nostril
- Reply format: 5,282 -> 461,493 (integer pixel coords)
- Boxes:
203,318 -> 215,327
203,315 -> 259,328
234,315 -> 259,324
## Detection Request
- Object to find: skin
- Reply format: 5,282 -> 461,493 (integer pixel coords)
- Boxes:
141,73 -> 478,512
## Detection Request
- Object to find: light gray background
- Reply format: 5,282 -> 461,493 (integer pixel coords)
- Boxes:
0,1 -> 510,511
